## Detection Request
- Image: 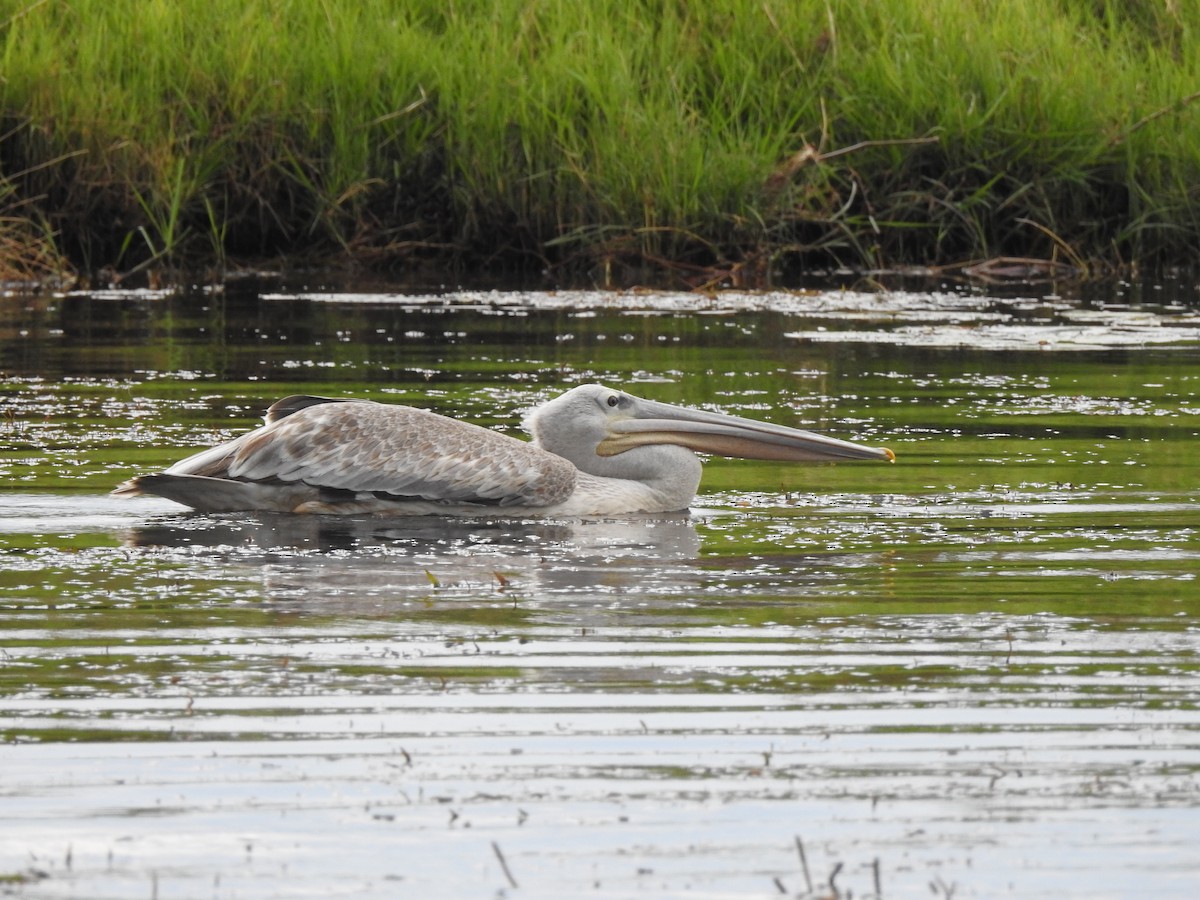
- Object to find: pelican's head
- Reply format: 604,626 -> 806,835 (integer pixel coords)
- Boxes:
526,384 -> 894,483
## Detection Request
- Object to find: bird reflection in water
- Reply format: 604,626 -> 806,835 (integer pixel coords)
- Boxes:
123,510 -> 706,613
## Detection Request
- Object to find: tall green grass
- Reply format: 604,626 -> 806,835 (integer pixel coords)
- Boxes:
2,0 -> 1200,281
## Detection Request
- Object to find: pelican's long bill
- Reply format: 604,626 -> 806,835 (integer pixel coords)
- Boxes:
595,397 -> 895,463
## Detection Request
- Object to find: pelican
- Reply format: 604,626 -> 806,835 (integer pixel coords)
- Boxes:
113,384 -> 894,516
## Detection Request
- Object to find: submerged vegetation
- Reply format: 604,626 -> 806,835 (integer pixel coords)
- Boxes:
2,0 -> 1200,282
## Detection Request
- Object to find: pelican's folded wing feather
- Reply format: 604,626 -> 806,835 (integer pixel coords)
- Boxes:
168,400 -> 577,507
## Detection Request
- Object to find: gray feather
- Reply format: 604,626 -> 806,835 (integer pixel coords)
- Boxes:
161,400 -> 576,508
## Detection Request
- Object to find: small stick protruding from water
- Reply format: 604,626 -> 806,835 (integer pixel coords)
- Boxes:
873,856 -> 882,897
828,861 -> 843,895
492,840 -> 518,889
794,835 -> 812,893
930,876 -> 957,898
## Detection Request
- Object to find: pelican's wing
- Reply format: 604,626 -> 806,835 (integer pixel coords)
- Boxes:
166,399 -> 577,507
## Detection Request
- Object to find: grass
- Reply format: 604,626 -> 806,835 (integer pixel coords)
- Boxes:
2,0 -> 1200,283
0,153 -> 69,280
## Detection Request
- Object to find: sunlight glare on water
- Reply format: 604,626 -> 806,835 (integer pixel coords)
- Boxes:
1,281 -> 1199,898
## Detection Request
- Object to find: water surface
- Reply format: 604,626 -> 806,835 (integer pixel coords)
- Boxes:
2,282 -> 1199,897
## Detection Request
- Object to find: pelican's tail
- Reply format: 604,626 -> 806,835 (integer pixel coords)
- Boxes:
111,478 -> 149,498
112,473 -> 317,514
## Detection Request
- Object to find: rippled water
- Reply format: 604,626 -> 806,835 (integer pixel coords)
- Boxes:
2,282 -> 1199,897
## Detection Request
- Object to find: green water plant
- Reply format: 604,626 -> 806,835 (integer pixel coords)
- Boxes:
2,0 -> 1200,281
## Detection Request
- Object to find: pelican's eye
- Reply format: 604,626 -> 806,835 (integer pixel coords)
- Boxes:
606,395 -> 620,408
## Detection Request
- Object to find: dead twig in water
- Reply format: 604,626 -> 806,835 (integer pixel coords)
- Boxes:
492,841 -> 518,889
794,835 -> 813,893
962,255 -> 1080,283
829,861 -> 844,895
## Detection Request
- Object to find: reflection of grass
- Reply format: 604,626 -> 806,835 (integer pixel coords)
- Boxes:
3,0 -> 1200,275
0,871 -> 49,886
0,727 -> 180,744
